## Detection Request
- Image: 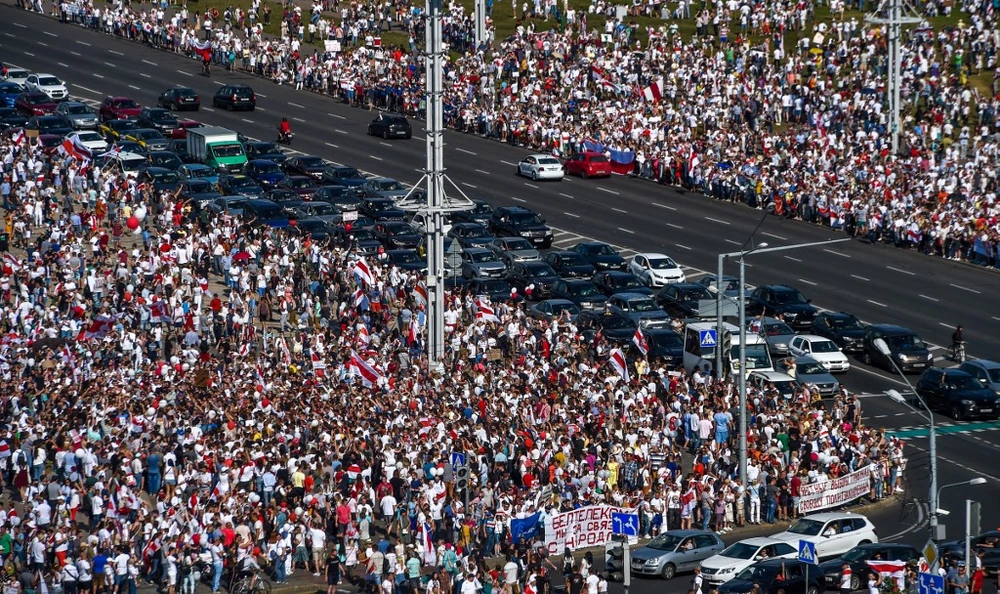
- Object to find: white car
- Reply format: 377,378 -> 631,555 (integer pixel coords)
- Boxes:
788,335 -> 851,373
25,73 -> 68,101
66,131 -> 108,153
700,537 -> 798,585
2,68 -> 31,87
629,253 -> 686,287
768,513 -> 879,559
517,154 -> 564,181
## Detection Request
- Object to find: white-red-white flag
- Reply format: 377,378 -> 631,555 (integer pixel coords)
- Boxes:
609,348 -> 630,383
311,351 -> 326,377
348,349 -> 382,387
475,297 -> 500,323
632,328 -> 649,355
353,258 -> 375,286
412,280 -> 428,308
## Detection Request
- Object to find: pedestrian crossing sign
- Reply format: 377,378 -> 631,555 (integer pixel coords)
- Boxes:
699,329 -> 718,348
798,540 -> 818,565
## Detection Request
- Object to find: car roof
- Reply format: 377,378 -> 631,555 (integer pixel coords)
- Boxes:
463,247 -> 492,254
108,96 -> 135,101
761,284 -> 800,292
868,324 -> 915,334
635,252 -> 670,259
966,359 -> 1000,370
249,159 -> 280,165
795,335 -> 835,343
760,317 -> 791,325
792,356 -> 828,366
182,163 -> 211,169
822,311 -> 858,319
600,271 -> 637,277
751,371 -> 796,382
497,205 -> 534,214
736,537 -> 787,546
668,282 -> 705,289
611,292 -> 653,301
141,167 -> 172,174
797,512 -> 866,521
659,529 -> 715,538
32,73 -> 58,78
526,153 -> 554,159
539,299 -> 576,306
576,240 -> 609,247
561,279 -> 595,286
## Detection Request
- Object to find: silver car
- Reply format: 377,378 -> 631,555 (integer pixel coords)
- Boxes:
776,355 -> 840,397
630,530 -> 724,580
959,360 -> 1000,395
750,316 -> 797,355
56,101 -> 99,130
489,236 -> 540,265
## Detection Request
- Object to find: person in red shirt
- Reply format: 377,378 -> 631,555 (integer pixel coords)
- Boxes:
789,469 -> 803,519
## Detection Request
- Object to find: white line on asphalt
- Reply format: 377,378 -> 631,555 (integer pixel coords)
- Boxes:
598,187 -> 620,195
102,62 -> 117,68
994,317 -> 1000,322
288,102 -> 305,108
255,107 -> 265,112
203,107 -> 215,112
335,129 -> 348,134
559,193 -> 574,199
704,216 -> 730,225
109,50 -> 124,56
666,223 -> 683,230
851,274 -> 870,281
76,40 -> 90,46
563,177 -> 573,183
70,51 -> 80,56
369,155 -> 383,161
92,74 -> 104,79
43,31 -> 57,37
211,80 -> 226,86
920,294 -> 940,302
886,265 -> 915,276
325,142 -> 339,148
611,207 -> 626,213
176,69 -> 193,77
823,248 -> 851,258
37,42 -> 47,47
128,85 -> 140,90
461,182 -> 477,189
142,59 -> 158,66
71,84 -> 100,94
511,197 -> 526,203
57,62 -> 68,67
242,118 -> 253,123
22,51 -> 34,57
762,231 -> 787,240
675,244 -> 692,250
12,22 -> 26,28
3,33 -> 15,38
413,135 -> 425,141
379,142 -> 392,147
255,93 -> 267,98
618,227 -> 635,234
292,117 -> 305,123
501,160 -> 516,166
140,72 -> 150,78
653,202 -> 677,211
524,183 -> 539,189
474,169 -> 491,175
456,148 -> 476,155
784,255 -> 802,262
798,278 -> 818,286
724,239 -> 740,245
904,444 -> 1000,483
950,283 -> 981,294
564,212 -> 580,218
868,299 -> 887,307
938,322 -> 954,329
328,113 -> 346,119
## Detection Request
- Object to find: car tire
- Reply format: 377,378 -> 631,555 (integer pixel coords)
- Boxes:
851,575 -> 861,591
861,351 -> 872,365
581,170 -> 588,179
952,405 -> 964,422
383,130 -> 389,140
807,586 -> 819,594
226,103 -> 234,111
661,563 -> 676,580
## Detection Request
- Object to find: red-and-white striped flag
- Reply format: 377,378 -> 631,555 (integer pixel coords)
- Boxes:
641,78 -> 663,102
348,349 -> 382,387
609,348 -> 630,383
59,136 -> 92,162
412,280 -> 428,308
632,328 -> 649,355
866,560 -> 906,591
353,258 -> 375,286
475,297 -> 500,323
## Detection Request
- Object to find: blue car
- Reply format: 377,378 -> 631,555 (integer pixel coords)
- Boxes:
0,82 -> 24,108
244,159 -> 286,188
177,163 -> 219,186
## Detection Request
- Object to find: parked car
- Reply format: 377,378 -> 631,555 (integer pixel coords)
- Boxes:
448,222 -> 495,248
748,371 -> 801,399
56,101 -> 98,129
244,159 -> 286,188
15,92 -> 58,117
1,68 -> 31,87
591,271 -> 651,297
137,167 -> 182,193
243,198 -> 289,227
549,279 -> 606,310
170,119 -> 203,140
563,151 -> 612,178
644,327 -> 685,365
245,141 -> 286,163
217,174 -> 264,197
0,82 -> 23,108
572,241 -> 627,271
915,367 -> 1000,421
787,335 -> 850,373
360,198 -> 406,222
542,251 -> 595,278
283,155 -> 328,180
655,283 -> 714,319
629,253 -> 686,286
958,360 -> 1000,395
607,292 -> 671,327
630,530 -> 724,580
575,310 -> 637,344
818,544 -> 920,592
488,206 -> 553,248
98,118 -> 138,141
451,199 -> 494,224
322,165 -> 367,187
746,284 -> 818,330
24,73 -> 68,100
810,312 -> 867,353
775,356 -> 840,398
506,261 -> 560,299
137,107 -> 179,134
528,299 -> 580,321
65,131 -> 108,153
212,84 -> 256,111
751,317 -> 798,356
701,537 -> 798,585
124,128 -> 169,152
768,513 -> 879,559
938,532 -> 1000,575
24,115 -> 72,137
697,274 -> 750,299
461,247 -> 507,279
275,175 -> 319,197
0,108 -> 26,131
157,86 -> 201,111
367,113 -> 412,139
99,96 -> 142,121
488,236 -> 540,265
355,177 -> 409,200
516,154 -> 564,181
383,249 -> 425,272
373,221 -> 421,250
860,324 -> 933,373
716,559 -> 824,594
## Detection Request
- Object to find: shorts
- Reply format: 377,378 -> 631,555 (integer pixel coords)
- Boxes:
313,549 -> 325,564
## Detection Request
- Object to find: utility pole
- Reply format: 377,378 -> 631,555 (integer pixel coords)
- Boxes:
474,0 -> 487,49
866,0 -> 919,154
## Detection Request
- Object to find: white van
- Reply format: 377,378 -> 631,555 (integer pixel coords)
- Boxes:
108,151 -> 148,180
684,321 -> 774,377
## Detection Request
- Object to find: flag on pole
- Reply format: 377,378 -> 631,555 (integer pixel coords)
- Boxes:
353,288 -> 370,311
866,560 -> 906,591
475,297 -> 500,323
353,258 -> 375,286
609,348 -> 630,383
356,324 -> 370,347
632,328 -> 649,355
688,147 -> 700,172
190,38 -> 213,62
348,349 -> 382,387
412,280 -> 428,308
59,136 -> 92,162
76,316 -> 114,341
149,300 -> 171,324
641,78 -> 663,102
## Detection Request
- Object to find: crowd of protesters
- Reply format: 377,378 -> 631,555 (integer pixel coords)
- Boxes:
0,121 -> 906,594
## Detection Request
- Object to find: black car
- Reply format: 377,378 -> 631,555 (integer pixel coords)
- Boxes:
465,278 -> 514,303
717,560 -> 824,594
244,141 -> 287,164
644,327 -> 684,365
549,279 -> 607,310
322,165 -> 367,187
177,179 -> 221,203
276,175 -> 320,197
367,113 -> 412,139
571,241 -> 627,271
339,227 -> 383,255
312,185 -> 353,204
212,84 -> 256,111
810,312 -> 867,353
373,221 -> 421,249
244,198 -> 290,227
244,159 -> 286,188
137,167 -> 182,193
144,150 -> 184,171
591,271 -> 652,297
576,310 -> 636,344
448,222 -> 495,248
655,283 -> 714,319
506,261 -> 560,300
360,198 -> 406,221
939,532 -> 1000,574
488,206 -> 553,248
283,155 -> 328,180
452,199 -> 494,224
819,544 -> 920,592
543,251 -> 595,278
218,174 -> 264,196
0,107 -> 27,131
384,249 -> 426,272
157,86 -> 201,111
25,115 -> 72,137
166,139 -> 193,162
137,107 -> 179,133
290,218 -> 332,242
746,284 -> 818,330
915,368 -> 1000,420
860,324 -> 933,373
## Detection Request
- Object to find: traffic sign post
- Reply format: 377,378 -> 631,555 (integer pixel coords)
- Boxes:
699,329 -> 718,348
611,512 -> 639,537
918,572 -> 944,594
923,539 -> 939,572
799,539 -> 818,592
450,452 -> 466,468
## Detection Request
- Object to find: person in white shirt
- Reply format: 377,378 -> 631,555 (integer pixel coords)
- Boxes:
586,572 -> 600,594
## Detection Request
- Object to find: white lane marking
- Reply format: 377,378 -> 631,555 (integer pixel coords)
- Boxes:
598,187 -> 620,196
255,107 -> 266,112
511,197 -> 527,203
675,244 -> 692,250
413,135 -> 426,141
618,227 -> 635,234
886,265 -> 915,276
369,155 -> 383,161
242,118 -> 254,123
611,207 -> 626,213
335,129 -> 348,135
798,278 -> 818,286
851,274 -> 870,281
76,40 -> 90,46
784,255 -> 802,263
474,169 -> 491,175
292,117 -> 305,123
12,22 -> 27,28
37,41 -> 48,47
950,283 -> 981,294
461,182 -> 477,189
868,299 -> 887,307
203,107 -> 215,112
666,223 -> 683,230
724,239 -> 740,245
823,248 -> 851,258
70,51 -> 80,56
379,141 -> 392,147
128,85 -> 140,90
109,50 -> 124,56
939,322 -> 954,329
92,74 -> 104,79
563,177 -> 573,183
177,69 -> 193,77
22,51 -> 35,57
559,193 -> 574,199
653,202 -> 676,211
524,183 -> 539,189
139,73 -> 151,78
993,317 -> 1000,322
142,59 -> 158,66
211,80 -> 226,86
564,212 -> 581,218
456,148 -> 476,155
501,160 -> 516,166
288,102 -> 305,108
324,142 -> 339,148
72,84 -> 100,95
57,62 -> 69,67
328,112 -> 346,119
762,231 -> 787,240
103,62 -> 117,68
704,216 -> 731,225
920,294 -> 940,302
3,33 -> 15,38
43,30 -> 58,37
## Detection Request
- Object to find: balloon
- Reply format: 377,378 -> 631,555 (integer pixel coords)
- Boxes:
135,205 -> 147,221
126,216 -> 139,230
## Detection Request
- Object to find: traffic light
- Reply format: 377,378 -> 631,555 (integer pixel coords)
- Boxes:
455,465 -> 470,493
721,331 -> 733,359
604,536 -> 628,582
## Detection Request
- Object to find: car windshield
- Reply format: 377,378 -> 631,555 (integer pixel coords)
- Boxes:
774,289 -> 808,305
176,88 -> 197,97
150,112 -> 174,122
297,220 -> 325,231
38,77 -> 62,86
678,287 -> 711,303
511,213 -> 543,226
463,226 -> 490,238
335,167 -> 362,179
523,262 -> 556,276
645,534 -> 684,552
353,229 -> 376,241
368,201 -> 394,212
119,158 -> 146,173
78,132 -> 101,141
787,519 -> 825,536
114,99 -> 138,108
650,332 -> 682,348
187,168 -> 214,179
630,299 -> 658,312
298,157 -> 323,167
224,199 -> 248,210
549,302 -> 579,315
887,334 -> 925,350
734,566 -> 777,582
65,104 -> 90,115
810,340 -> 839,353
0,83 -> 21,92
831,316 -> 865,330
589,155 -> 609,162
251,143 -> 280,155
579,244 -> 616,256
28,95 -> 51,104
307,203 -> 336,215
732,344 -> 771,370
719,542 -> 761,560
151,171 -> 179,183
470,251 -> 499,264
256,162 -> 282,174
945,375 -> 982,391
212,144 -> 245,158
392,252 -> 420,264
649,257 -> 677,269
797,362 -> 827,375
185,180 -> 213,193
503,238 -> 533,251
569,284 -> 600,297
136,130 -> 161,139
286,178 -> 315,189
378,180 -> 403,191
537,157 -> 560,165
385,224 -> 413,236
228,177 -> 257,188
763,322 -> 794,336
989,369 -> 1000,383
614,277 -> 645,290
841,548 -> 871,562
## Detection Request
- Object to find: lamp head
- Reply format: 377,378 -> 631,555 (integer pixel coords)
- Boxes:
873,338 -> 891,356
886,389 -> 905,404
969,478 -> 987,486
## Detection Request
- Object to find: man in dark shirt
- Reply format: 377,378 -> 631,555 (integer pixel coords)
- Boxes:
765,479 -> 781,524
567,567 -> 585,594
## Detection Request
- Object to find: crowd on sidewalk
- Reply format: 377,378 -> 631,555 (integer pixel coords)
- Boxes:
0,127 -> 905,594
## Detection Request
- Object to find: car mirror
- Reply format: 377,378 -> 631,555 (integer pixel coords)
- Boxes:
807,298 -> 812,303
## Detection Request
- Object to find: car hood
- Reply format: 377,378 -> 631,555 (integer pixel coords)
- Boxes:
508,249 -> 540,260
630,547 -> 670,562
718,579 -> 761,594
765,333 -> 797,344
779,303 -> 817,315
797,371 -> 838,384
590,255 -> 626,266
952,389 -> 998,403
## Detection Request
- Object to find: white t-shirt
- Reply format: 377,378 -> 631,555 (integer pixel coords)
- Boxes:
587,574 -> 600,594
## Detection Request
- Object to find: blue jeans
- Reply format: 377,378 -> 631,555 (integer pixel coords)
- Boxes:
274,557 -> 286,583
212,562 -> 223,592
147,472 -> 161,495
701,508 -> 712,530
766,498 -> 777,523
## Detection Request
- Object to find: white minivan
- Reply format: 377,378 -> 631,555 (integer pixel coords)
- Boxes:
768,513 -> 879,559
684,321 -> 774,378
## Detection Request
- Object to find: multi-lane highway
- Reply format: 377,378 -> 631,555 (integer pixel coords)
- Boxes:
1,2 -> 998,541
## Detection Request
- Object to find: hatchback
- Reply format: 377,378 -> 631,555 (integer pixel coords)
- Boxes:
213,85 -> 256,111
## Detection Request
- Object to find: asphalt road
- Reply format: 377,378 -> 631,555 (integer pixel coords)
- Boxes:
1,3 -> 999,555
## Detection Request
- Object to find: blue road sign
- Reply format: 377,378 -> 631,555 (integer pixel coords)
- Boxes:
611,512 -> 639,537
797,540 -> 818,565
450,452 -> 467,468
918,573 -> 944,594
699,329 -> 718,348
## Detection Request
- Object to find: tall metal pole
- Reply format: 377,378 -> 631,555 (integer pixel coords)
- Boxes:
474,0 -> 486,49
715,254 -> 725,381
738,256 -> 748,488
889,0 -> 901,155
965,499 -> 972,572
425,0 -> 446,365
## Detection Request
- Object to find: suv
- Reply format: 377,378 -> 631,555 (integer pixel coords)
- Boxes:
915,368 -> 1000,421
212,85 -> 256,111
746,284 -> 818,330
810,311 -> 867,353
488,206 -> 553,248
717,559 -> 824,594
818,544 -> 920,592
768,513 -> 878,559
860,324 -> 932,373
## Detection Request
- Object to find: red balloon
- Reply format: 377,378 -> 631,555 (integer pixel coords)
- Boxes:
126,216 -> 139,230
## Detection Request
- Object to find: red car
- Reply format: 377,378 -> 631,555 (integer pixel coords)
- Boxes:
563,151 -> 613,178
170,119 -> 204,139
99,96 -> 142,122
14,92 -> 58,117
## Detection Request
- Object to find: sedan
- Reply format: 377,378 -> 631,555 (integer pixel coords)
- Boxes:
2,68 -> 30,87
367,113 -> 412,139
958,360 -> 1000,395
14,92 -> 58,116
775,356 -> 840,398
0,82 -> 23,108
178,163 -> 219,185
550,279 -> 607,310
572,241 -> 627,271
576,310 -> 637,344
137,167 -> 182,193
809,311 -> 867,353
208,196 -> 249,217
292,201 -> 341,224
283,155 -> 328,180
630,531 -> 724,580
157,86 -> 201,111
0,108 -> 26,131
360,197 -> 406,221
630,253 -> 686,286
751,317 -> 798,356
563,151 -> 612,178
465,278 -> 514,303
451,199 -> 494,224
655,283 -> 714,319
244,159 -> 286,188
542,251 -> 595,278
488,236 -> 539,265
461,247 -> 507,279
528,299 -> 580,321
356,177 -> 409,200
506,261 -> 560,299
788,335 -> 850,373
591,271 -> 652,297
448,222 -> 495,248
56,101 -> 99,130
66,131 -> 108,153
125,128 -> 169,152
384,249 -> 426,272
144,150 -> 184,171
373,222 -> 421,249
322,165 -> 367,187
607,292 -> 671,327
217,174 -> 264,197
178,179 -> 221,203
24,73 -> 68,101
700,538 -> 799,585
517,154 -> 564,181
245,141 -> 287,163
98,119 -> 139,141
276,175 -> 320,196
99,96 -> 141,121
24,115 -> 72,137
137,107 -> 179,134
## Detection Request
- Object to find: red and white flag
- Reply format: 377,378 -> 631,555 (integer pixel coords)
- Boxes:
12,129 -> 25,147
608,348 -> 630,383
348,349 -> 382,387
866,560 -> 906,591
632,328 -> 649,356
356,324 -> 370,347
353,258 -> 375,286
59,136 -> 92,162
688,147 -> 701,172
412,280 -> 428,308
311,352 -> 326,377
149,300 -> 171,324
3,253 -> 22,272
641,78 -> 663,102
77,316 -> 114,341
475,297 -> 500,323
408,320 -> 417,345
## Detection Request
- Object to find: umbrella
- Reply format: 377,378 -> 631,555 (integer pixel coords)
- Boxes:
233,251 -> 251,262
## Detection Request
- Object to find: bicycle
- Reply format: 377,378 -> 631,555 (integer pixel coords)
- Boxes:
202,60 -> 211,77
230,570 -> 271,594
950,341 -> 966,363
